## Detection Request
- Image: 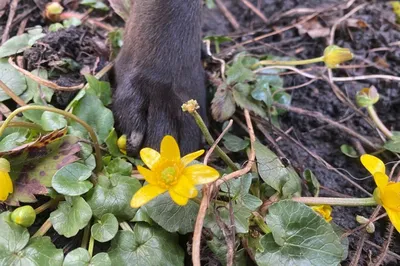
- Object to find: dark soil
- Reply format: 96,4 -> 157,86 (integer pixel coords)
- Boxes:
2,0 -> 400,265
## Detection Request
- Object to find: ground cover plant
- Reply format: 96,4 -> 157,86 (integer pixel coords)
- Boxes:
0,0 -> 400,265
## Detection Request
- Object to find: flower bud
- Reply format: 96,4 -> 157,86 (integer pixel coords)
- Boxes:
366,222 -> 375,234
45,2 -> 64,22
323,45 -> 353,68
0,158 -> 10,172
11,206 -> 36,227
356,86 -> 379,107
117,135 -> 127,155
356,215 -> 369,224
181,99 -> 200,113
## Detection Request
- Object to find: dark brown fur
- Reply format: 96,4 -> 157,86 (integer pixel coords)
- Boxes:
112,0 -> 206,155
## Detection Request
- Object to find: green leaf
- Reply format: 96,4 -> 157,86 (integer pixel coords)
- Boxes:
71,94 -> 114,144
85,75 -> 112,106
226,57 -> 255,85
86,174 -> 141,220
20,69 -> 53,104
144,193 -> 199,234
0,132 -> 26,152
50,196 -> 93,238
105,129 -> 126,157
0,26 -> 45,58
49,23 -> 65,32
52,163 -> 93,196
91,213 -> 119,243
205,0 -> 216,9
106,158 -> 132,176
233,89 -> 266,118
41,111 -> 68,131
303,169 -> 320,196
108,223 -> 184,266
273,91 -> 291,114
257,68 -> 284,88
255,201 -> 343,266
63,18 -> 82,28
205,203 -> 252,234
340,144 -> 358,158
207,237 -> 248,266
251,76 -> 273,106
222,134 -> 250,152
0,212 -> 63,266
63,248 -> 111,266
0,58 -> 27,101
80,0 -> 110,10
384,134 -> 400,153
211,83 -> 236,122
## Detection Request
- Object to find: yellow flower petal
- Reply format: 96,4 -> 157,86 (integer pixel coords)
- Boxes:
172,176 -> 198,198
160,135 -> 180,161
169,190 -> 189,206
360,154 -> 386,176
0,171 -> 13,201
137,165 -> 157,185
140,148 -> 161,169
381,182 -> 400,211
130,184 -> 166,208
373,172 -> 389,191
181,150 -> 204,166
385,208 -> 400,233
183,164 -> 220,185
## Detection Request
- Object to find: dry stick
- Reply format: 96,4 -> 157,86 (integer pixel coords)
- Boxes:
0,80 -> 26,106
350,232 -> 367,266
372,225 -> 395,266
365,240 -> 400,261
192,109 -> 256,266
215,0 -> 240,30
329,3 -> 367,45
204,119 -> 233,165
9,57 -> 84,91
1,0 -> 18,44
273,103 -> 380,150
60,12 -> 115,32
268,123 -> 372,196
240,0 -> 268,23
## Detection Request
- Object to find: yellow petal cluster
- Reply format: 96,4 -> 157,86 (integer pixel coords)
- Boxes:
323,45 -> 353,68
131,135 -> 220,208
311,205 -> 333,222
117,135 -> 127,155
361,154 -> 400,232
0,158 -> 13,201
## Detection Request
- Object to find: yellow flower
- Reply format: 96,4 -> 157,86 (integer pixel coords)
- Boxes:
323,45 -> 353,68
361,154 -> 400,232
117,135 -> 127,155
131,135 -> 220,208
311,205 -> 333,222
181,99 -> 200,114
0,158 -> 13,201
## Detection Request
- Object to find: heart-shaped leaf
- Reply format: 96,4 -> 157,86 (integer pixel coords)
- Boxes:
108,223 -> 184,266
52,163 -> 93,196
41,111 -> 67,131
50,196 -> 92,238
86,174 -> 141,220
91,213 -> 119,243
63,248 -> 111,266
0,58 -> 27,101
255,200 -> 344,266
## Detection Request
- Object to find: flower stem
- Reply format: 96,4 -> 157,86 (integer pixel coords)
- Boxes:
253,56 -> 324,69
292,197 -> 377,207
88,235 -> 95,257
366,105 -> 393,139
81,224 -> 91,249
32,218 -> 52,237
0,105 -> 103,172
119,221 -> 133,232
253,212 -> 271,234
0,121 -> 45,132
191,110 -> 238,171
34,197 -> 62,214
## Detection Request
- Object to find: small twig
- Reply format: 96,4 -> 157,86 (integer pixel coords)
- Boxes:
0,80 -> 26,106
1,0 -> 18,44
60,12 -> 115,32
214,0 -> 240,30
240,0 -> 268,23
32,218 -> 52,237
329,3 -> 366,45
350,232 -> 367,266
9,57 -> 84,91
204,119 -> 233,165
119,222 -> 133,232
365,240 -> 400,261
273,103 -> 380,150
371,225 -> 395,266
